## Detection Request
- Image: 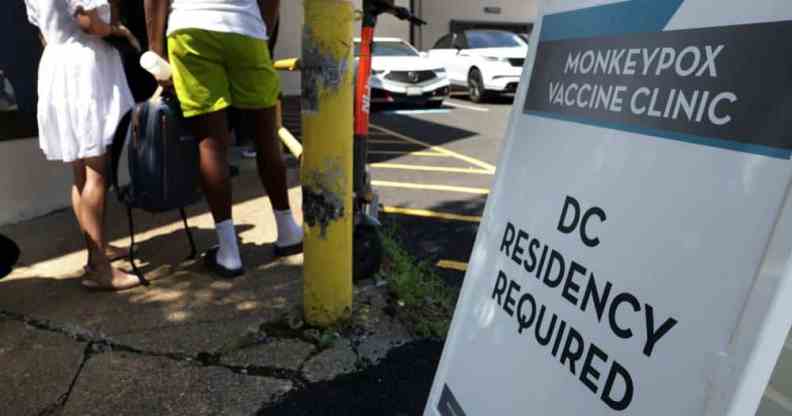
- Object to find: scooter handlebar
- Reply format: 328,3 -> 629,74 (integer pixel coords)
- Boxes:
390,6 -> 426,25
370,0 -> 426,25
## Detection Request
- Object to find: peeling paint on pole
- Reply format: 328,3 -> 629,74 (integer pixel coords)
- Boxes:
301,30 -> 351,113
302,161 -> 346,238
302,0 -> 355,327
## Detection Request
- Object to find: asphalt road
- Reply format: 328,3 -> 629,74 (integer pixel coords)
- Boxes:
368,94 -> 516,286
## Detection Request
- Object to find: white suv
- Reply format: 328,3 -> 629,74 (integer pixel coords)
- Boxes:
355,38 -> 451,108
428,30 -> 528,103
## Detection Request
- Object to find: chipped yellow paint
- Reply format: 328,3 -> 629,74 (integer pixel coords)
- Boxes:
371,163 -> 494,175
302,0 -> 355,327
372,180 -> 490,195
437,260 -> 468,272
381,206 -> 482,223
369,150 -> 450,157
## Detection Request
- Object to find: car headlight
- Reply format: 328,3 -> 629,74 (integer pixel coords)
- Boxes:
482,56 -> 508,63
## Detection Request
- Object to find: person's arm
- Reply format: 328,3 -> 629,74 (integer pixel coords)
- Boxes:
75,4 -> 141,51
75,7 -> 115,37
258,0 -> 280,37
144,0 -> 170,58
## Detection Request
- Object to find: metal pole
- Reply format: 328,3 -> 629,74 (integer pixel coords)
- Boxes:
301,0 -> 355,326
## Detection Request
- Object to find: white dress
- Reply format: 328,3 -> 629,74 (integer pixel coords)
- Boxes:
24,0 -> 134,163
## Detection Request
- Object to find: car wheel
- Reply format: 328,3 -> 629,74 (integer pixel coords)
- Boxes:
468,68 -> 489,103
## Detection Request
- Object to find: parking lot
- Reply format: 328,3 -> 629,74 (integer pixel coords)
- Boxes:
366,94 -> 515,284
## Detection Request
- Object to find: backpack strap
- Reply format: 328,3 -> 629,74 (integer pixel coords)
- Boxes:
110,108 -> 137,201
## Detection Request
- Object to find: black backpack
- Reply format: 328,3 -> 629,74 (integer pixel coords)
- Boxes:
111,91 -> 202,282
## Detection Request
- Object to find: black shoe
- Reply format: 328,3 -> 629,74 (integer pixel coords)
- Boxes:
0,234 -> 20,279
203,247 -> 245,279
274,242 -> 303,257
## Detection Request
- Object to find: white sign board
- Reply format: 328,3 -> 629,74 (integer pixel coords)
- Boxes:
425,1 -> 792,415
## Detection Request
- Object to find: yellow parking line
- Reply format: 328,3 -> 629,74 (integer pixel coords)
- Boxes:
372,180 -> 490,195
382,206 -> 481,223
369,151 -> 451,157
371,163 -> 494,175
437,260 -> 468,272
371,124 -> 496,173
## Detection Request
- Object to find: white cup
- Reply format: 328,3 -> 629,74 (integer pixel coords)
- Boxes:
140,51 -> 172,81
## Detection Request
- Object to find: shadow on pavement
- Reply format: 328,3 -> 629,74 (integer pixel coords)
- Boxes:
370,111 -> 478,148
264,339 -> 444,416
0,162 -> 300,268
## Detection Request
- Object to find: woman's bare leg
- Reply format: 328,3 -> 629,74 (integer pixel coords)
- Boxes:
79,155 -> 140,290
72,160 -> 127,271
71,160 -> 91,266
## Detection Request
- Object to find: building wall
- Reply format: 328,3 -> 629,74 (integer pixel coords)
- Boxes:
0,140 -> 73,226
0,139 -> 131,226
414,0 -> 539,50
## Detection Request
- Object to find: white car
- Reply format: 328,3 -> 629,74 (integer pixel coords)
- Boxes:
355,37 -> 450,108
428,30 -> 529,103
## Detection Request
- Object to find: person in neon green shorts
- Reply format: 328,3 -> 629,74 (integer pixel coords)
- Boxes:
144,0 -> 302,278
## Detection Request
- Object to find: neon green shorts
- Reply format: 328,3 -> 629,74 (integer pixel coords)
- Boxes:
168,29 -> 280,118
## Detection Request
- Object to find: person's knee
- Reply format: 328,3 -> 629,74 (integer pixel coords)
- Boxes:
83,156 -> 109,183
199,136 -> 230,160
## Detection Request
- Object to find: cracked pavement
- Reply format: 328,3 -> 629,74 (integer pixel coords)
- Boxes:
0,272 -> 412,416
0,163 -> 414,416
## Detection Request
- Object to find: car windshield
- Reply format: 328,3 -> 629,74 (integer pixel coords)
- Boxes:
466,31 -> 525,49
354,41 -> 419,57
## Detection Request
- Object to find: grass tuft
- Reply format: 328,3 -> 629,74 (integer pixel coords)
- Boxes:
378,226 -> 457,339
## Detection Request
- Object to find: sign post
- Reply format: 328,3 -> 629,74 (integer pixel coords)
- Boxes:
425,1 -> 792,415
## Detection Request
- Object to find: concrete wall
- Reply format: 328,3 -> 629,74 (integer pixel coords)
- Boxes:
414,0 -> 539,50
1,139 -> 73,225
276,1 -> 305,96
0,139 -> 130,226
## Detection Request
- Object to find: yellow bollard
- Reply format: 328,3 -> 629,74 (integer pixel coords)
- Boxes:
301,0 -> 355,326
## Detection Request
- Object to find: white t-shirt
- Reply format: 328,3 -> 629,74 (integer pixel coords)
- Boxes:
168,0 -> 268,40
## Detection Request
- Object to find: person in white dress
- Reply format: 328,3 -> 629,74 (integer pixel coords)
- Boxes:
25,0 -> 143,290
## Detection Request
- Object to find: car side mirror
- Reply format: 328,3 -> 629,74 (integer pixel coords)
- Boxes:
419,51 -> 428,58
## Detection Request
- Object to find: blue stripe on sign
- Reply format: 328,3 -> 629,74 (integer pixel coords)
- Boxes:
525,110 -> 792,160
540,0 -> 685,42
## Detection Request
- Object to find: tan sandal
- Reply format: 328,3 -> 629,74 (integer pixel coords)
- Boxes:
81,267 -> 145,291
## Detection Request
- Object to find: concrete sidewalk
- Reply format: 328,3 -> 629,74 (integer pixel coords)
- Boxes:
0,159 -> 413,416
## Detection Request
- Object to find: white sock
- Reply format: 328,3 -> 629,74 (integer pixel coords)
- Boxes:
215,219 -> 242,269
274,210 -> 303,247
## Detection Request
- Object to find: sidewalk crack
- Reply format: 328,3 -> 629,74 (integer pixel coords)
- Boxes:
36,343 -> 91,416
